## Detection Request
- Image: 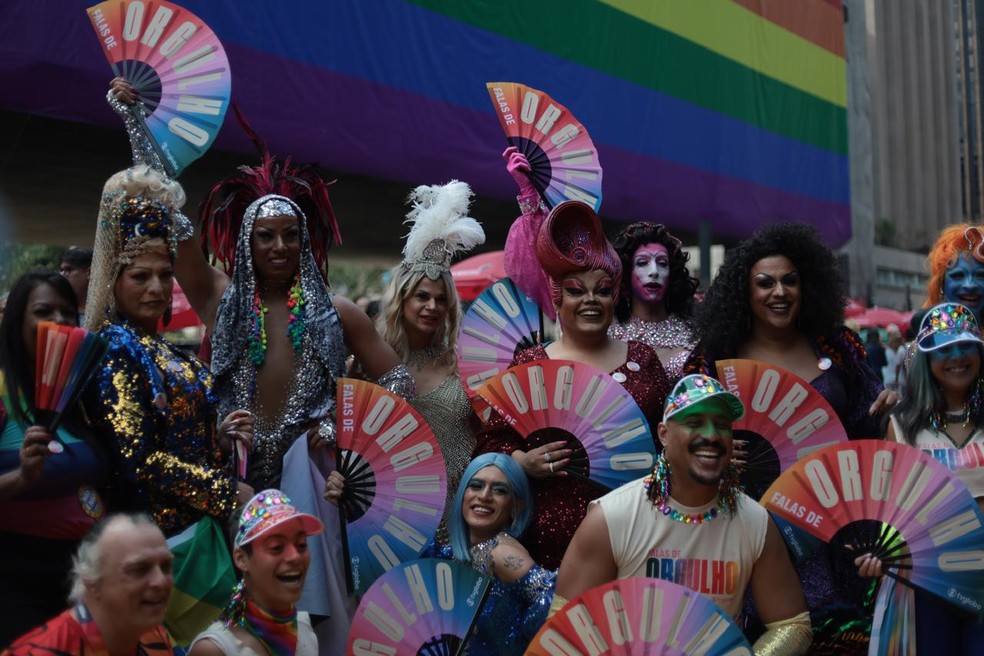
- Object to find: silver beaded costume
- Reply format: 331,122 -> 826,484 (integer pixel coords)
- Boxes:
609,313 -> 698,381
211,194 -> 413,489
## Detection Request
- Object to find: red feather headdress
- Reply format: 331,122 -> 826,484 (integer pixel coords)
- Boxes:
199,105 -> 342,277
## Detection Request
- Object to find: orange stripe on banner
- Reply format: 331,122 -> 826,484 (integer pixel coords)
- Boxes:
731,0 -> 845,57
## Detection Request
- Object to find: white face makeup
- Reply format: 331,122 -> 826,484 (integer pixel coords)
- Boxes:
630,243 -> 670,305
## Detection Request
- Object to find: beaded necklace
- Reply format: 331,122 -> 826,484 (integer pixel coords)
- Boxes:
247,275 -> 306,366
642,453 -> 739,523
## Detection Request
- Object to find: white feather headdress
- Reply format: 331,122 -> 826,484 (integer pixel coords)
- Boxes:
402,180 -> 485,279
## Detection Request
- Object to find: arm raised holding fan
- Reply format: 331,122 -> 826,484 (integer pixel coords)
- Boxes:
107,80 -> 411,493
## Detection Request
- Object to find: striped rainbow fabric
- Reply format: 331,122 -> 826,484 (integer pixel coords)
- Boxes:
2,0 -> 849,244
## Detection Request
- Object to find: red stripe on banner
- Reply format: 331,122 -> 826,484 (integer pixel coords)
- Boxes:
731,0 -> 845,57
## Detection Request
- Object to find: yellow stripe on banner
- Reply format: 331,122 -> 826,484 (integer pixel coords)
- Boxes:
598,0 -> 847,107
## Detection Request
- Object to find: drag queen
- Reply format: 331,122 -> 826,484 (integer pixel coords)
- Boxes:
477,199 -> 670,569
609,222 -> 699,381
109,79 -> 414,491
83,166 -> 253,642
375,181 -> 484,543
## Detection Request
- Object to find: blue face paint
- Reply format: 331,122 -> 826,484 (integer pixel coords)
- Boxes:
929,341 -> 980,359
943,253 -> 984,317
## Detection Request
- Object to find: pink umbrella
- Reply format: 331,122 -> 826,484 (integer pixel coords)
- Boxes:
450,250 -> 505,301
854,306 -> 911,329
159,280 -> 203,331
844,297 -> 866,318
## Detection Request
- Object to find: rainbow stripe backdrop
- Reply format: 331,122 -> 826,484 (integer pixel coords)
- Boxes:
1,0 -> 849,243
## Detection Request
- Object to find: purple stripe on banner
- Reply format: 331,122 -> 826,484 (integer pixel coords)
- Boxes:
220,43 -> 851,245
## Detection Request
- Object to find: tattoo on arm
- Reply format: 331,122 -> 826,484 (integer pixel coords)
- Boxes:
501,554 -> 526,571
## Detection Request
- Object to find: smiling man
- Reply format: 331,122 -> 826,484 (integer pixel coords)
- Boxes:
2,513 -> 173,655
554,374 -> 812,655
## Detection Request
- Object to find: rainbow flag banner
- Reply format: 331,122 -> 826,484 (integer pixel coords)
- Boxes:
164,517 -> 236,646
4,0 -> 849,244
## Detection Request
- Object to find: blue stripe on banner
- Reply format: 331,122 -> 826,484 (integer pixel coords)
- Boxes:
177,0 -> 848,205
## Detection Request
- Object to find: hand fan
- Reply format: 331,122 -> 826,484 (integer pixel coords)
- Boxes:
458,277 -> 544,405
762,440 -> 984,618
347,558 -> 491,656
715,359 -> 849,499
335,378 -> 447,595
486,82 -> 603,212
87,0 -> 231,176
476,360 -> 655,490
527,577 -> 752,655
34,323 -> 109,433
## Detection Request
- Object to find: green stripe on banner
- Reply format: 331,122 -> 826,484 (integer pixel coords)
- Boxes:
408,0 -> 847,154
165,517 -> 236,645
599,0 -> 846,106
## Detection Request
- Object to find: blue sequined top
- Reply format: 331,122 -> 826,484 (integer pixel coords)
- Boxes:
85,319 -> 238,536
423,537 -> 556,655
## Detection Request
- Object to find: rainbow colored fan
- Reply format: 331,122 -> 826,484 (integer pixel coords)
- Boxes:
335,379 -> 447,595
35,322 -> 109,432
476,360 -> 655,490
527,577 -> 752,655
87,0 -> 231,176
458,277 -> 544,403
347,558 -> 491,656
486,82 -> 603,212
715,359 -> 849,498
762,440 -> 984,619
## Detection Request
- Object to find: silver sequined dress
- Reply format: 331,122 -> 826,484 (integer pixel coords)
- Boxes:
410,374 -> 475,544
609,313 -> 697,381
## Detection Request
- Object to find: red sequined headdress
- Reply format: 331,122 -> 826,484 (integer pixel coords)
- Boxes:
199,106 -> 342,277
535,200 -> 621,307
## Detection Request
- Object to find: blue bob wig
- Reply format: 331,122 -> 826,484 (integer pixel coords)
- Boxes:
448,453 -> 534,562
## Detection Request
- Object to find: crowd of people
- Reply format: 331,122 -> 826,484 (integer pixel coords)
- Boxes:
0,81 -> 983,656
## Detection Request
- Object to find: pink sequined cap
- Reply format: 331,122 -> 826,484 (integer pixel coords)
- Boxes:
235,489 -> 323,548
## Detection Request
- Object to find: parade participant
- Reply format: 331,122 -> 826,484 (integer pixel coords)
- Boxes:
325,453 -> 554,655
189,490 -> 322,656
83,166 -> 253,642
475,200 -> 670,570
59,247 -> 93,320
924,224 -> 984,322
2,513 -> 174,656
684,221 -> 895,653
856,302 -> 984,654
375,180 -> 484,543
556,374 -> 812,655
609,222 -> 699,381
0,272 -> 108,647
109,79 -> 414,491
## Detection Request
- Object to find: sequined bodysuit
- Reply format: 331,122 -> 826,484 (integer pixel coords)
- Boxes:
424,534 -> 556,655
86,319 -> 238,536
474,341 -> 669,570
410,374 -> 475,544
609,313 -> 698,381
213,292 -> 347,490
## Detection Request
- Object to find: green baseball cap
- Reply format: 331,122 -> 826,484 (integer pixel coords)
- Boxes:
663,373 -> 745,422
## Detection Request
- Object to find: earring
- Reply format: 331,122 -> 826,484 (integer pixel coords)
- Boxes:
718,463 -> 741,516
643,452 -> 671,507
222,578 -> 248,628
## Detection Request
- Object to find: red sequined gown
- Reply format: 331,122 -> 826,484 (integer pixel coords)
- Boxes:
473,341 -> 670,570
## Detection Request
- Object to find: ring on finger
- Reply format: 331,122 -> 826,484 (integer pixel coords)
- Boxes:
549,462 -> 555,473
544,452 -> 551,462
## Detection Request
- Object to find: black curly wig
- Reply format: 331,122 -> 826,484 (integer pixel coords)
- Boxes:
695,222 -> 846,357
611,222 -> 699,323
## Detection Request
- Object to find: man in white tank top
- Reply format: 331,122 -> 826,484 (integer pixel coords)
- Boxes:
553,374 -> 813,655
